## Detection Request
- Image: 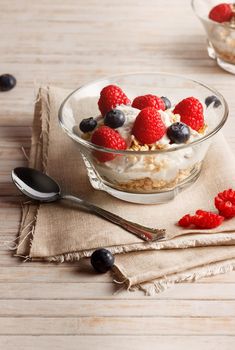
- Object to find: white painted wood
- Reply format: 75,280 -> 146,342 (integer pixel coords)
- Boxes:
0,299 -> 235,317
0,336 -> 234,350
0,282 -> 235,299
0,316 -> 235,335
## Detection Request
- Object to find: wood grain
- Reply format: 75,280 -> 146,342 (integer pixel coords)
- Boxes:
0,299 -> 235,317
1,0 -> 235,348
1,316 -> 235,335
0,336 -> 234,350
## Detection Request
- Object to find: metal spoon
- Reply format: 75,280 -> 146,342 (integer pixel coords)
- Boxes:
11,167 -> 166,242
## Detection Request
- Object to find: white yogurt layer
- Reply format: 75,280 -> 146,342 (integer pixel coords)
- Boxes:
95,145 -> 206,183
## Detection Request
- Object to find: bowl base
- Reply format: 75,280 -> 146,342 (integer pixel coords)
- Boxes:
207,40 -> 216,60
90,167 -> 202,205
216,58 -> 235,75
206,41 -> 235,74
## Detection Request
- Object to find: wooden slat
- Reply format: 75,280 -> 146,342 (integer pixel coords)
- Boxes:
0,336 -> 234,350
0,316 -> 235,335
0,282 -> 235,300
0,299 -> 235,317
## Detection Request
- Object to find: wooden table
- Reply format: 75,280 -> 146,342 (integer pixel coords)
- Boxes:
1,0 -> 235,348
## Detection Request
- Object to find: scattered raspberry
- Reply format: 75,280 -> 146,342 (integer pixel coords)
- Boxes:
173,97 -> 204,131
178,214 -> 192,227
98,85 -> 130,116
178,210 -> 224,229
193,210 -> 224,229
132,107 -> 166,144
91,125 -> 127,162
209,3 -> 233,23
132,94 -> 165,111
215,189 -> 235,218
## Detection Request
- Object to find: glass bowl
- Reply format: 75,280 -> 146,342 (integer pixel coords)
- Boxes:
192,0 -> 235,74
58,73 -> 228,204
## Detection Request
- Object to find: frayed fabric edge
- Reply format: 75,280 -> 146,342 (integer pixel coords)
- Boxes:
46,243 -> 153,263
16,87 -> 50,257
43,234 -> 235,262
129,259 -> 235,296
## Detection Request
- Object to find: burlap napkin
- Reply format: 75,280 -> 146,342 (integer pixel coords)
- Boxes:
17,86 -> 235,294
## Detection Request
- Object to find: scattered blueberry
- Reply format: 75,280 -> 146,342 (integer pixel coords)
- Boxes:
0,74 -> 17,92
79,117 -> 97,133
161,96 -> 171,110
205,95 -> 221,108
167,122 -> 190,144
104,109 -> 125,129
90,248 -> 115,273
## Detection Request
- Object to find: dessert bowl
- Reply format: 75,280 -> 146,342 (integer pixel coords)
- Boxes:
59,73 -> 228,204
192,0 -> 235,74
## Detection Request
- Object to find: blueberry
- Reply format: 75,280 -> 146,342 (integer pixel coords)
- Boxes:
161,96 -> 171,110
0,74 -> 17,92
104,109 -> 125,129
91,248 -> 114,273
79,117 -> 97,133
167,122 -> 190,144
205,95 -> 221,108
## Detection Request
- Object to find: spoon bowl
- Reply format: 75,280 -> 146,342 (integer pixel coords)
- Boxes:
12,167 -> 61,202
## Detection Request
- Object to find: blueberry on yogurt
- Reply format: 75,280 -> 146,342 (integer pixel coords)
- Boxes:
79,117 -> 97,133
104,109 -> 126,129
205,95 -> 221,108
167,122 -> 190,144
161,96 -> 171,110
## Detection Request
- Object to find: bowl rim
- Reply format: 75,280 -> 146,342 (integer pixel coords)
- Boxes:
191,0 -> 235,30
58,71 -> 229,155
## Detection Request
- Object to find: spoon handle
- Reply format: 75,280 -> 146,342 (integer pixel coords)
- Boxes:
62,194 -> 166,242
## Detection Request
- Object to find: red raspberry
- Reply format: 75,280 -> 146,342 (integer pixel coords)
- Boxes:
209,3 -> 233,23
132,94 -> 165,111
98,85 -> 130,116
91,125 -> 127,162
192,210 -> 224,229
173,97 -> 204,131
132,107 -> 166,144
215,189 -> 235,218
178,214 -> 192,227
178,210 -> 224,229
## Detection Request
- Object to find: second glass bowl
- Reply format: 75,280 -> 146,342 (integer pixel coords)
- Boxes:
192,0 -> 235,74
59,73 -> 228,204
